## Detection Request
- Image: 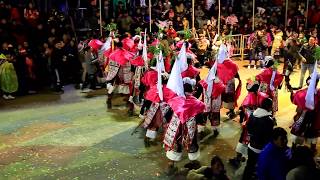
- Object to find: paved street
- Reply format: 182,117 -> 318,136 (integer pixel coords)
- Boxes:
0,60 -> 318,180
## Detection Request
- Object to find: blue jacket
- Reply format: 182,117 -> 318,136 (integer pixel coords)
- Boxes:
257,142 -> 291,180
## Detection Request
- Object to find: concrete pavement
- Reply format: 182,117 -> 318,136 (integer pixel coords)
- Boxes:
0,60 -> 318,179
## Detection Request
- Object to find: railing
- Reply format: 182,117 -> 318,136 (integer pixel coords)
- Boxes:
228,34 -> 242,57
228,34 -> 251,61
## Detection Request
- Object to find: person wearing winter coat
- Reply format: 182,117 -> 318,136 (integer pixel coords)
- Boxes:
242,98 -> 277,180
257,127 -> 291,180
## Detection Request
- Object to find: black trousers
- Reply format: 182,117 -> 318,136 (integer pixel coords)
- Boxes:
242,148 -> 259,180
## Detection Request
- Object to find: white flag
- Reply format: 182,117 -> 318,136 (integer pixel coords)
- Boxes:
101,37 -> 112,51
142,29 -> 148,67
167,43 -> 188,97
157,50 -> 165,101
305,61 -> 318,110
206,60 -> 217,98
217,44 -> 228,64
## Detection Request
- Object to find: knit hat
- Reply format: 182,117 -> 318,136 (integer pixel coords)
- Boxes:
264,56 -> 274,68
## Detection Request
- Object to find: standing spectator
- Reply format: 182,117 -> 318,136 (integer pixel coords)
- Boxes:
296,36 -> 318,89
174,16 -> 184,31
175,2 -> 185,17
285,39 -> 300,70
271,29 -> 283,56
196,34 -> 209,65
23,2 -> 39,27
117,12 -> 133,33
242,98 -> 276,180
0,53 -> 18,99
50,40 -> 65,93
257,127 -> 290,180
195,5 -> 205,26
103,0 -> 111,20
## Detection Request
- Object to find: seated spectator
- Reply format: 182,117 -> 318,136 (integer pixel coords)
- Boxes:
286,146 -> 320,180
257,127 -> 291,180
175,2 -> 185,16
207,16 -> 217,28
187,155 -> 229,180
195,5 -> 205,20
226,13 -> 238,26
163,0 -> 172,11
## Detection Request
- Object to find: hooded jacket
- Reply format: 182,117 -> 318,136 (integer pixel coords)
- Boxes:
247,108 -> 276,152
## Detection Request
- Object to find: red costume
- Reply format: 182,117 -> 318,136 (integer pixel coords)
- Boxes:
142,85 -> 176,142
104,44 -> 135,114
181,65 -> 200,79
164,94 -> 205,161
290,88 -> 320,142
141,69 -> 158,90
256,67 -> 283,112
217,59 -> 241,117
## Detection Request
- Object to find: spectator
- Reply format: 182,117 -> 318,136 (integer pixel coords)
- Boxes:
226,13 -> 238,26
103,0 -> 111,20
242,98 -> 276,180
284,39 -> 300,70
257,127 -> 291,180
286,146 -> 320,180
117,12 -> 133,33
271,29 -> 283,56
182,17 -> 189,30
23,2 -> 39,27
187,155 -> 229,180
296,36 -> 318,89
50,40 -> 65,93
207,16 -> 217,28
163,0 -> 172,11
175,2 -> 185,17
0,53 -> 18,99
174,16 -> 184,31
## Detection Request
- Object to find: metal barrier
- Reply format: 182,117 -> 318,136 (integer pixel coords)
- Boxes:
228,34 -> 242,57
227,34 -> 251,60
241,34 -> 251,60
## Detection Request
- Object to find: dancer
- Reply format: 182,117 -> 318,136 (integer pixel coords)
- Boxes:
104,39 -> 135,115
255,56 -> 284,114
289,67 -> 320,153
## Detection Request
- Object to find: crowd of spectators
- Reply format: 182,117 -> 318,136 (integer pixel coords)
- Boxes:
0,0 -> 80,98
0,0 -> 320,99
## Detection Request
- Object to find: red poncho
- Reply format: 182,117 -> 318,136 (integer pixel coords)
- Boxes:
293,88 -> 320,110
141,69 -> 158,88
130,55 -> 145,67
241,92 -> 269,108
217,59 -> 239,84
145,85 -> 177,103
168,95 -> 205,124
107,48 -> 135,66
121,38 -> 135,52
256,68 -> 283,87
181,65 -> 200,79
199,80 -> 226,99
